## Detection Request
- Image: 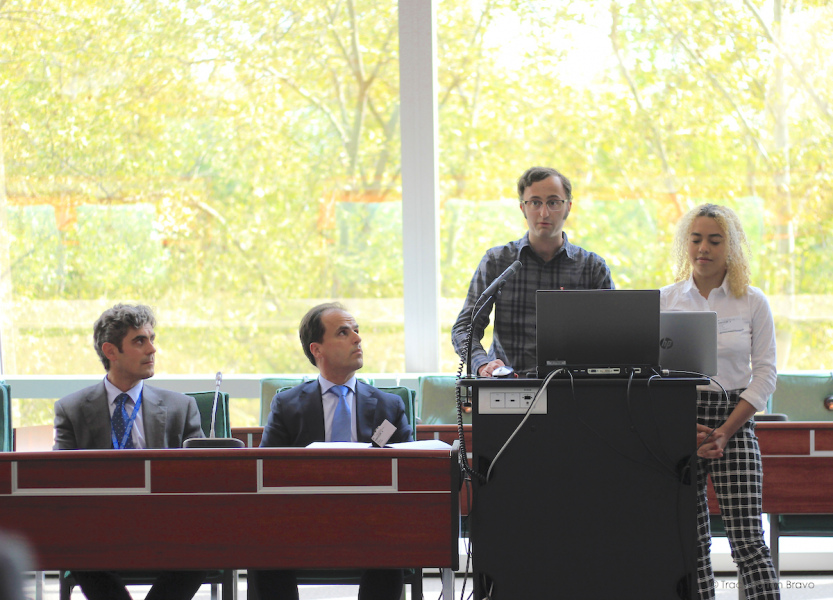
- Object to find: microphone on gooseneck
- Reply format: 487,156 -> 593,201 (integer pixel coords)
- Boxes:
209,371 -> 222,438
182,371 -> 245,448
465,260 -> 524,377
478,260 -> 523,301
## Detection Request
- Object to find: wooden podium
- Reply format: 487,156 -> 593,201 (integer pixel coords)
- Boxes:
0,446 -> 460,576
466,377 -> 702,600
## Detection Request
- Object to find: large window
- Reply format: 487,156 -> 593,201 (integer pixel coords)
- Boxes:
1,0 -> 406,380
437,0 -> 833,371
2,0 -> 832,425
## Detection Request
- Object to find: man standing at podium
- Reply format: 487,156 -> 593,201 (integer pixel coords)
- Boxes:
451,166 -> 614,377
53,303 -> 206,600
253,302 -> 413,600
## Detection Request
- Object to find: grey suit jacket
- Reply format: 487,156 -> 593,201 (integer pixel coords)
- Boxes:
53,380 -> 204,450
260,379 -> 413,448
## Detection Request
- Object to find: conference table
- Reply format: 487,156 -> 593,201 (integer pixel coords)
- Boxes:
0,444 -> 461,596
8,421 -> 828,596
236,421 -> 833,507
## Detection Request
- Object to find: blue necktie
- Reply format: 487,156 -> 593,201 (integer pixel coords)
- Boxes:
331,385 -> 352,442
112,393 -> 135,449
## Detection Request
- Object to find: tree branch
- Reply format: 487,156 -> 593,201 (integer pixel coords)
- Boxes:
646,0 -> 773,166
741,0 -> 832,126
609,1 -> 681,212
264,69 -> 349,148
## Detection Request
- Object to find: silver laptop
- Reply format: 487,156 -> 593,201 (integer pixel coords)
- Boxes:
659,311 -> 718,376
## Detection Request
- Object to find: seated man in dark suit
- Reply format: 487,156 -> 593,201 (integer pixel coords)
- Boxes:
253,302 -> 413,600
53,303 -> 206,600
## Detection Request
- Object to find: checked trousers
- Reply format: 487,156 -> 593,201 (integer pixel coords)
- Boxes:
695,390 -> 780,600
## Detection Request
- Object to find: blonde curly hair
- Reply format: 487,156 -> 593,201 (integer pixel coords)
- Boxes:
671,203 -> 751,298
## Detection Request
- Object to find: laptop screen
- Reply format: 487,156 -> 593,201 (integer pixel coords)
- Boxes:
536,289 -> 660,376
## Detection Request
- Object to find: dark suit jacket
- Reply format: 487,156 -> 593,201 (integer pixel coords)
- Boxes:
53,380 -> 204,450
260,379 -> 413,448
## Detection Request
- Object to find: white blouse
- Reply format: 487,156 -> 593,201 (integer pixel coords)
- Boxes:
660,277 -> 777,412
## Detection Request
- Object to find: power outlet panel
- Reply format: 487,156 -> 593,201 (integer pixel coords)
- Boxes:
477,385 -> 547,414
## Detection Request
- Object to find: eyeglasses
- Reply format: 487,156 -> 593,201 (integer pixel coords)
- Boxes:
523,199 -> 568,211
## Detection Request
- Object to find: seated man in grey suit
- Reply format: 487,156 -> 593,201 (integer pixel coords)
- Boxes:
53,303 -> 206,600
253,302 -> 413,600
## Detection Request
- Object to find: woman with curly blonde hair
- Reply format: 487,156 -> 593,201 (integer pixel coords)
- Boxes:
662,203 -> 779,599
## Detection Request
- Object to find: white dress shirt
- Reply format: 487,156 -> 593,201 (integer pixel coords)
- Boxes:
103,376 -> 147,448
660,276 -> 777,412
319,375 -> 358,442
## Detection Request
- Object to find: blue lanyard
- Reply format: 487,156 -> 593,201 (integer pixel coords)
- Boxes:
111,390 -> 143,449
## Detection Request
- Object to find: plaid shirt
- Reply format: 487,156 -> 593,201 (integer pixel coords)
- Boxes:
451,232 -> 614,375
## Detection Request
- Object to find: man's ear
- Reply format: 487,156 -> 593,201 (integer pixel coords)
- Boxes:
101,341 -> 120,363
563,201 -> 572,221
309,342 -> 322,362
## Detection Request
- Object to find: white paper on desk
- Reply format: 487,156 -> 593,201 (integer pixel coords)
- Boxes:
306,440 -> 452,450
306,442 -> 373,448
388,440 -> 453,450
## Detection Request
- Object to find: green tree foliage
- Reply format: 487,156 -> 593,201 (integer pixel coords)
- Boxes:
1,0 -> 832,392
1,0 -> 408,379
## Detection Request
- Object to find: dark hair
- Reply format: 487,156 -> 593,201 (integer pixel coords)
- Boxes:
517,166 -> 573,202
299,302 -> 345,366
93,304 -> 156,370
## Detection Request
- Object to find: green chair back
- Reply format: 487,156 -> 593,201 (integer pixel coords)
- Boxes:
770,371 -> 833,421
376,386 -> 417,441
417,375 -> 471,425
0,383 -> 11,452
185,391 -> 232,438
776,515 -> 833,536
260,377 -> 313,425
709,515 -> 726,537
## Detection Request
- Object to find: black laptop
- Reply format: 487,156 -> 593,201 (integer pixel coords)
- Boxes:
536,289 -> 661,377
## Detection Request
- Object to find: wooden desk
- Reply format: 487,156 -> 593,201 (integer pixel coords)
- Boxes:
232,425 -> 473,529
237,422 -> 833,525
0,446 -> 460,575
749,422 -> 833,514
416,425 -> 473,523
232,426 -> 264,448
705,422 -> 833,574
705,422 -> 833,514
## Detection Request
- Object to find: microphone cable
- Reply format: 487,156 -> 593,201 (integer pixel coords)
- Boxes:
456,327 -> 485,485
457,293 -> 497,485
